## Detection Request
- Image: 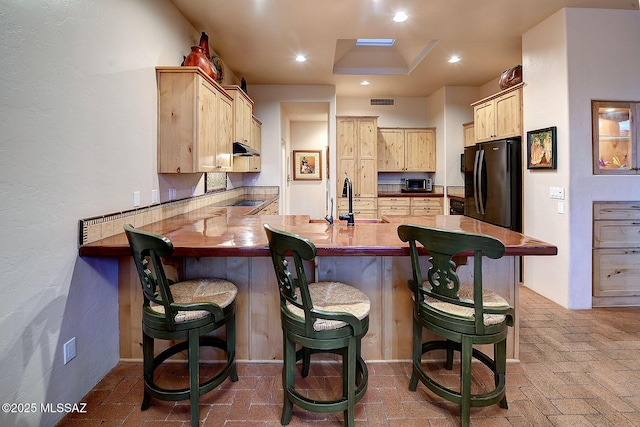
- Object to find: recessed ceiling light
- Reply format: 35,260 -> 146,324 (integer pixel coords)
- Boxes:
295,55 -> 307,62
448,56 -> 461,63
361,80 -> 370,86
393,11 -> 408,22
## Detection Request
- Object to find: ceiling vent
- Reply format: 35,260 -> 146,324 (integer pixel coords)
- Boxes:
370,98 -> 395,106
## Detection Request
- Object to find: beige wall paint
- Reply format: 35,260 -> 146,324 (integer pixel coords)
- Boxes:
0,1 -> 197,425
523,8 -> 640,308
289,122 -> 330,218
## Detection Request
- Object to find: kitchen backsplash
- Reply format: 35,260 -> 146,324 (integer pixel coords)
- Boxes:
78,186 -> 278,246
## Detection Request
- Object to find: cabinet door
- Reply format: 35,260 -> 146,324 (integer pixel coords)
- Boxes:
157,71 -> 200,173
377,129 -> 404,171
357,118 -> 377,197
494,89 -> 521,139
215,92 -> 233,171
474,101 -> 495,143
593,249 -> 640,296
592,101 -> 639,175
463,122 -> 475,147
249,117 -> 261,172
405,129 -> 435,172
337,118 -> 358,185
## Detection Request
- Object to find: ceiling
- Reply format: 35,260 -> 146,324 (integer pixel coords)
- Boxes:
171,0 -> 638,119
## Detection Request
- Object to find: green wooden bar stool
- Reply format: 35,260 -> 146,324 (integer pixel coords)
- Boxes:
123,224 -> 238,427
397,224 -> 514,427
263,224 -> 370,427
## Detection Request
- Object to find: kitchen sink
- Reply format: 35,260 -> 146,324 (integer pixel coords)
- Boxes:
309,218 -> 388,224
233,200 -> 265,206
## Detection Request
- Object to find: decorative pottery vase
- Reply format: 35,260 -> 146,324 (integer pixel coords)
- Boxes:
183,45 -> 216,81
199,32 -> 211,59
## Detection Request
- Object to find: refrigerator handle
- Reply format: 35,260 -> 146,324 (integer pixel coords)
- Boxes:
473,150 -> 481,214
477,149 -> 485,214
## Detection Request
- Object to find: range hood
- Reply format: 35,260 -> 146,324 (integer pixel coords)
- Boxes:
233,141 -> 260,157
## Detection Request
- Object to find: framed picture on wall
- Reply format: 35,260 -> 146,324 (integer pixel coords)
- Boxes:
293,150 -> 322,180
527,126 -> 557,169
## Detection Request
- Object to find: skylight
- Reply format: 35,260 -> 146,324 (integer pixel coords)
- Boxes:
356,38 -> 395,47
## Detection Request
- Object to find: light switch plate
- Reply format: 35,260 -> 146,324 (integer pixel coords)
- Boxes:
550,186 -> 565,200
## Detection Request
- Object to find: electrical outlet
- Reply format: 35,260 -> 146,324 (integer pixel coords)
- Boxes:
169,188 -> 176,201
64,337 -> 76,365
133,191 -> 141,207
151,189 -> 158,204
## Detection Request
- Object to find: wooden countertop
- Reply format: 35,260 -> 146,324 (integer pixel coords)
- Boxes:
79,206 -> 557,258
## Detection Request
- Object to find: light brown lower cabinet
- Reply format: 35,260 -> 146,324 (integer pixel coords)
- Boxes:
410,197 -> 443,216
593,201 -> 640,306
337,197 -> 378,219
377,197 -> 444,217
378,197 -> 410,216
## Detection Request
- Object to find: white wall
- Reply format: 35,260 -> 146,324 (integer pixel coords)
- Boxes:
444,88 -> 479,187
523,8 -> 640,308
0,1 -> 197,425
521,10 -> 572,307
289,122 -> 330,218
249,85 -> 336,212
337,97 -> 429,127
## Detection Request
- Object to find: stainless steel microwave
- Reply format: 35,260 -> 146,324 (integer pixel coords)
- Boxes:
403,178 -> 433,192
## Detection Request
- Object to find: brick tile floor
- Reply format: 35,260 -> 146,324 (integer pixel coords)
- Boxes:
55,286 -> 640,426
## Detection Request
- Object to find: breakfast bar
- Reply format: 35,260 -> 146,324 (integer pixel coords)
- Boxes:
79,205 -> 557,362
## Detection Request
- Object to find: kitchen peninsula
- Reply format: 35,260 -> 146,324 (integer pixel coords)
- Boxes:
79,205 -> 556,362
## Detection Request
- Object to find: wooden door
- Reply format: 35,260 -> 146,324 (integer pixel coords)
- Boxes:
216,93 -> 233,171
357,118 -> 378,197
197,78 -> 217,172
495,89 -> 521,139
377,129 -> 404,171
474,101 -> 495,142
337,118 -> 358,192
405,129 -> 435,172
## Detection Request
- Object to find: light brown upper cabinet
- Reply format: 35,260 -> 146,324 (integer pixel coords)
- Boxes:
157,67 -> 234,173
463,122 -> 475,147
592,101 -> 640,175
337,116 -> 378,199
225,86 -> 258,173
377,128 -> 436,172
472,84 -> 523,143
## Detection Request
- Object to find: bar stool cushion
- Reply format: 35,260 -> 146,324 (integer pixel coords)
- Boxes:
286,281 -> 371,331
150,278 -> 237,323
422,282 -> 509,326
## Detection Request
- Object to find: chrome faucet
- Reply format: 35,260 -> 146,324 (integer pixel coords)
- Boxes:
338,177 -> 355,226
325,197 -> 334,225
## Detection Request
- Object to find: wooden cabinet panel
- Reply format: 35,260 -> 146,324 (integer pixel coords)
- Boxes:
405,129 -> 435,171
157,67 -> 233,173
463,122 -> 475,147
594,202 -> 640,220
337,197 -> 377,218
378,128 -> 436,172
225,86 -> 257,173
472,84 -> 522,143
593,249 -> 640,296
494,89 -> 521,138
410,197 -> 443,216
378,197 -> 410,217
593,201 -> 640,303
377,129 -> 404,171
594,221 -> 640,248
337,116 -> 378,200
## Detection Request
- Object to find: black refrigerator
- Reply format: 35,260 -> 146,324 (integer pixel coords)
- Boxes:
464,138 -> 521,232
